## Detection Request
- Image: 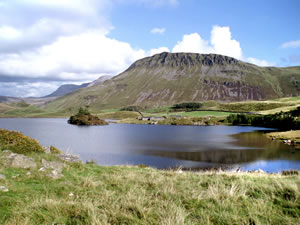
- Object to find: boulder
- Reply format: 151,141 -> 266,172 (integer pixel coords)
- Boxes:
58,153 -> 81,163
0,186 -> 8,192
1,151 -> 37,169
42,159 -> 64,173
0,174 -> 6,179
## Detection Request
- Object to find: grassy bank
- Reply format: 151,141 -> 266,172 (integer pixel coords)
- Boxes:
1,157 -> 299,224
0,129 -> 300,224
266,130 -> 300,143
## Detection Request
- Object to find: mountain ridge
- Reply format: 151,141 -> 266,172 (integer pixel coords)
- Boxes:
45,52 -> 300,112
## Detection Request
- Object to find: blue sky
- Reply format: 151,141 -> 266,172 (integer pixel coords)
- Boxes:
109,0 -> 300,66
0,0 -> 299,97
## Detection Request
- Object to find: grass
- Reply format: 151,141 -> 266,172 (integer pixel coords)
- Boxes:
97,111 -> 140,120
0,159 -> 299,224
266,130 -> 300,143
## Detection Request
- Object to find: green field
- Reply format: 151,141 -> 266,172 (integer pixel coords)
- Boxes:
2,96 -> 300,119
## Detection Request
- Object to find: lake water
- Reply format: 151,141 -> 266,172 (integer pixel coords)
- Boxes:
0,118 -> 299,172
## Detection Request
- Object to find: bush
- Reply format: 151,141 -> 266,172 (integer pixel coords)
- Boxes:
171,102 -> 203,111
77,107 -> 91,116
120,106 -> 143,112
49,145 -> 62,154
226,108 -> 300,130
0,129 -> 44,154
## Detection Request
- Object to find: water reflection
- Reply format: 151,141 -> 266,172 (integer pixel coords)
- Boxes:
0,118 -> 299,172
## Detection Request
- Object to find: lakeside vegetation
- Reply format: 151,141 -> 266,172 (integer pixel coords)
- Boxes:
226,107 -> 300,130
0,129 -> 299,224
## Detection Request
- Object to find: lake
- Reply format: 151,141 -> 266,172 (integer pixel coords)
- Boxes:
0,118 -> 299,172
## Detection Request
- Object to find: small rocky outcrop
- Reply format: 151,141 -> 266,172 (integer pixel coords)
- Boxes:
58,153 -> 81,163
41,159 -> 64,173
1,150 -> 37,169
68,107 -> 108,126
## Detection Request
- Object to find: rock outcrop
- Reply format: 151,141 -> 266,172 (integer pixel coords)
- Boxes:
1,150 -> 37,169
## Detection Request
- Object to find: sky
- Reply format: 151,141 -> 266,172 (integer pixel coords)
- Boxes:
0,0 -> 299,97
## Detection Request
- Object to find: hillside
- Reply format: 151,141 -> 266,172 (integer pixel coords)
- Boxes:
44,52 -> 300,112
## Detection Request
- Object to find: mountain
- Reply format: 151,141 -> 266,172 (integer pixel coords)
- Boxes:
43,83 -> 90,98
43,75 -> 112,98
0,96 -> 23,103
87,75 -> 112,87
45,52 -> 300,112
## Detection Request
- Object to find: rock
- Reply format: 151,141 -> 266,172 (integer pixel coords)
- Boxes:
26,171 -> 31,176
49,169 -> 63,179
42,159 -> 64,173
257,169 -> 265,173
0,174 -> 6,179
39,167 -> 45,171
58,153 -> 81,163
44,147 -> 51,154
12,174 -> 20,179
0,186 -> 9,192
2,152 -> 37,169
69,192 -> 74,197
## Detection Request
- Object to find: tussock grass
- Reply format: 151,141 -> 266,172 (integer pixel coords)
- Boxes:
0,159 -> 299,225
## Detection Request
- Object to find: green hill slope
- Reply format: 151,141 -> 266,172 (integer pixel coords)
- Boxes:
45,52 -> 300,112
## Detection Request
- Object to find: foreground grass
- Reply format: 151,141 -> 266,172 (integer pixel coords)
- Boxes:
0,159 -> 299,225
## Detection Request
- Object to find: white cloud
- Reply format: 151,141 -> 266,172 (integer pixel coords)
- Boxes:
172,26 -> 242,59
173,33 -> 213,54
151,28 -> 166,34
122,0 -> 178,7
247,57 -> 274,67
149,47 -> 170,56
0,31 -> 146,82
210,26 -> 242,59
0,26 -> 22,40
280,40 -> 300,49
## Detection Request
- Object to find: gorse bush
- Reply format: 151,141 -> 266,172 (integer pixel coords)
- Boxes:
0,129 -> 44,154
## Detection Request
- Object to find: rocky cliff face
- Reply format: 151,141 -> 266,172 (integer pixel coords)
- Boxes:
45,52 -> 300,110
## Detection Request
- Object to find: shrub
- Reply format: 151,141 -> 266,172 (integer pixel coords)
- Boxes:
49,145 -> 62,154
226,108 -> 300,130
171,102 -> 203,111
120,106 -> 143,112
77,107 -> 91,116
0,129 -> 44,154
